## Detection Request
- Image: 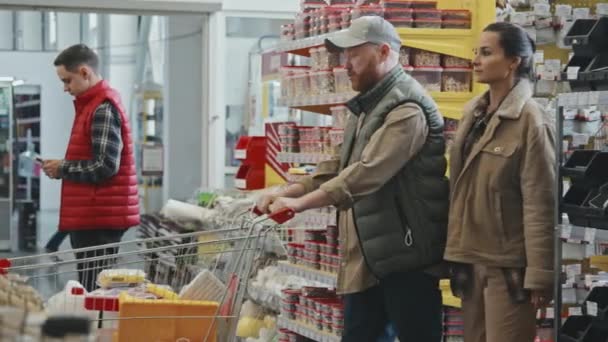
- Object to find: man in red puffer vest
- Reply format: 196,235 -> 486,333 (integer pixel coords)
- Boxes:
41,44 -> 139,291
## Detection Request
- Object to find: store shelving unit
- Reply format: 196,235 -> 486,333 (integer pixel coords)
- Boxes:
278,316 -> 341,342
277,152 -> 333,164
278,261 -> 337,288
555,91 -> 608,340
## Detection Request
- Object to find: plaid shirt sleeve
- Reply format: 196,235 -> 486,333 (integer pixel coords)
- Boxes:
59,101 -> 123,183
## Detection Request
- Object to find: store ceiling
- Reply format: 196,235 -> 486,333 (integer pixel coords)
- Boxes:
0,0 -> 222,15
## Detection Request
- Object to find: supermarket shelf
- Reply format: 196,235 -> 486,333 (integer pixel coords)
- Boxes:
276,30 -> 346,56
429,91 -> 474,121
277,152 -> 333,165
278,261 -> 337,287
278,316 -> 341,342
15,100 -> 40,109
16,117 -> 40,125
399,28 -> 474,60
247,284 -> 280,312
278,92 -> 357,115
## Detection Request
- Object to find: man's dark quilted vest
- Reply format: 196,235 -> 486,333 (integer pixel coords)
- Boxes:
59,80 -> 140,231
340,67 -> 449,278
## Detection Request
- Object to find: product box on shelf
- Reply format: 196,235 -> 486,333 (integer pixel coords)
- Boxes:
412,66 -> 443,92
442,67 -> 472,92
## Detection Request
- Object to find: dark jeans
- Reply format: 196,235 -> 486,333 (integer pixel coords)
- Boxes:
45,231 -> 69,251
70,229 -> 126,292
342,271 -> 443,342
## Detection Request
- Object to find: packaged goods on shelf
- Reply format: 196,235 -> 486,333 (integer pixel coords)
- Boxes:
341,10 -> 352,29
442,55 -> 471,68
442,20 -> 470,29
412,49 -> 441,67
333,67 -> 351,93
399,46 -> 411,66
381,0 -> 414,9
329,0 -> 355,5
351,5 -> 385,20
384,8 -> 414,20
330,105 -> 350,129
414,9 -> 441,20
317,47 -> 341,71
412,66 -> 443,92
409,0 -> 437,9
391,18 -> 415,27
312,69 -> 336,95
442,67 -> 473,92
281,24 -> 295,41
415,18 -> 442,28
295,16 -> 311,40
441,9 -> 470,21
280,287 -> 344,338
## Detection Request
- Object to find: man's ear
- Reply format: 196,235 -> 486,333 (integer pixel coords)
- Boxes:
380,43 -> 391,60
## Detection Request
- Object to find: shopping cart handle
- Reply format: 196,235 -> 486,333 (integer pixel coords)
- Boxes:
252,207 -> 295,224
268,208 -> 296,224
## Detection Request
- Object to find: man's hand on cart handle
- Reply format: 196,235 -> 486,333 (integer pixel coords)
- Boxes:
255,194 -> 278,214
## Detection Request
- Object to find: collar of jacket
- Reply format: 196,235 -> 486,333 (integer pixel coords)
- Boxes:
346,65 -> 404,116
74,80 -> 110,111
473,79 -> 532,120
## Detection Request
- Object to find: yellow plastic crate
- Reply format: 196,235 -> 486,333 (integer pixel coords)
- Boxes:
116,293 -> 219,342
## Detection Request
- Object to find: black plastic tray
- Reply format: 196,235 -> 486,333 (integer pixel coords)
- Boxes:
563,150 -> 600,179
584,287 -> 608,321
564,18 -> 608,56
563,185 -> 608,229
562,55 -> 596,91
561,315 -> 593,342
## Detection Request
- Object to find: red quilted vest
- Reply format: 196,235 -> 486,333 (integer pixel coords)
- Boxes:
59,80 -> 140,231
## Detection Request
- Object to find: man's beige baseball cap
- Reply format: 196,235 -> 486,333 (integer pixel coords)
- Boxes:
325,16 -> 402,53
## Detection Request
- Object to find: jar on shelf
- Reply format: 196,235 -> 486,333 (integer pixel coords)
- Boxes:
295,18 -> 311,39
317,46 -> 341,70
389,18 -> 414,28
412,49 -> 441,67
411,66 -> 443,92
383,8 -> 414,20
415,19 -> 441,28
281,24 -> 295,41
341,10 -> 352,29
329,0 -> 355,4
333,67 -> 351,93
442,67 -> 472,92
314,69 -> 336,94
291,68 -> 312,97
441,9 -> 471,21
351,5 -> 385,20
381,0 -> 414,8
414,9 -> 441,20
398,46 -> 411,66
328,13 -> 342,27
310,47 -> 320,71
330,105 -> 349,128
442,20 -> 471,29
410,1 -> 437,9
442,55 -> 471,68
328,23 -> 342,32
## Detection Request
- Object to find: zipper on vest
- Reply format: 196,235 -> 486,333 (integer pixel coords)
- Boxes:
394,196 -> 415,247
350,207 -> 381,279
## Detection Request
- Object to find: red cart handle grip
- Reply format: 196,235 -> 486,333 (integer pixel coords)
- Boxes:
252,207 -> 295,224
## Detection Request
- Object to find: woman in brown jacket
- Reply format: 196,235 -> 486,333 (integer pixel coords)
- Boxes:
446,22 -> 555,342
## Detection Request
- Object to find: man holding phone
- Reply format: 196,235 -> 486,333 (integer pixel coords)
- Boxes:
41,44 -> 140,291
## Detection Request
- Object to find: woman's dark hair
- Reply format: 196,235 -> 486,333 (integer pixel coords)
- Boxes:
483,22 -> 536,79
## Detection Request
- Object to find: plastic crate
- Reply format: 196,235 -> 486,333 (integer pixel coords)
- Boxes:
562,150 -> 600,179
583,287 -> 608,321
560,315 -> 592,342
116,293 -> 219,342
562,184 -> 608,229
562,55 -> 595,91
564,18 -> 608,57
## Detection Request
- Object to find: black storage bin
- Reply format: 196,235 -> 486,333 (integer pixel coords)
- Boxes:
584,287 -> 608,320
564,18 -> 608,56
563,150 -> 600,179
582,325 -> 608,341
584,152 -> 608,184
563,185 -> 608,229
561,315 -> 593,342
562,55 -> 595,91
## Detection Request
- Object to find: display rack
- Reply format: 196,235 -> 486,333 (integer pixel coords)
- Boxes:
555,90 -> 608,340
278,316 -> 341,342
278,261 -> 337,288
277,152 -> 333,165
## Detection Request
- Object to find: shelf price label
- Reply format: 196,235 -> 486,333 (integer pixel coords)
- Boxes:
567,67 -> 580,80
568,306 -> 583,316
587,301 -> 598,316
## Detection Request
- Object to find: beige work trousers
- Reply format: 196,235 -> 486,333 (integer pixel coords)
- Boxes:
462,265 -> 536,342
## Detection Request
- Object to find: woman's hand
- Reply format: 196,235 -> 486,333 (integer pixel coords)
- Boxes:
530,290 -> 552,309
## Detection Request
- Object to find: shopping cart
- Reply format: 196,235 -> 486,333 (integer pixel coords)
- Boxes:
0,207 -> 295,342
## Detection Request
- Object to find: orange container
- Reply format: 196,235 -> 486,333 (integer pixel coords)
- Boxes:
116,294 -> 220,342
